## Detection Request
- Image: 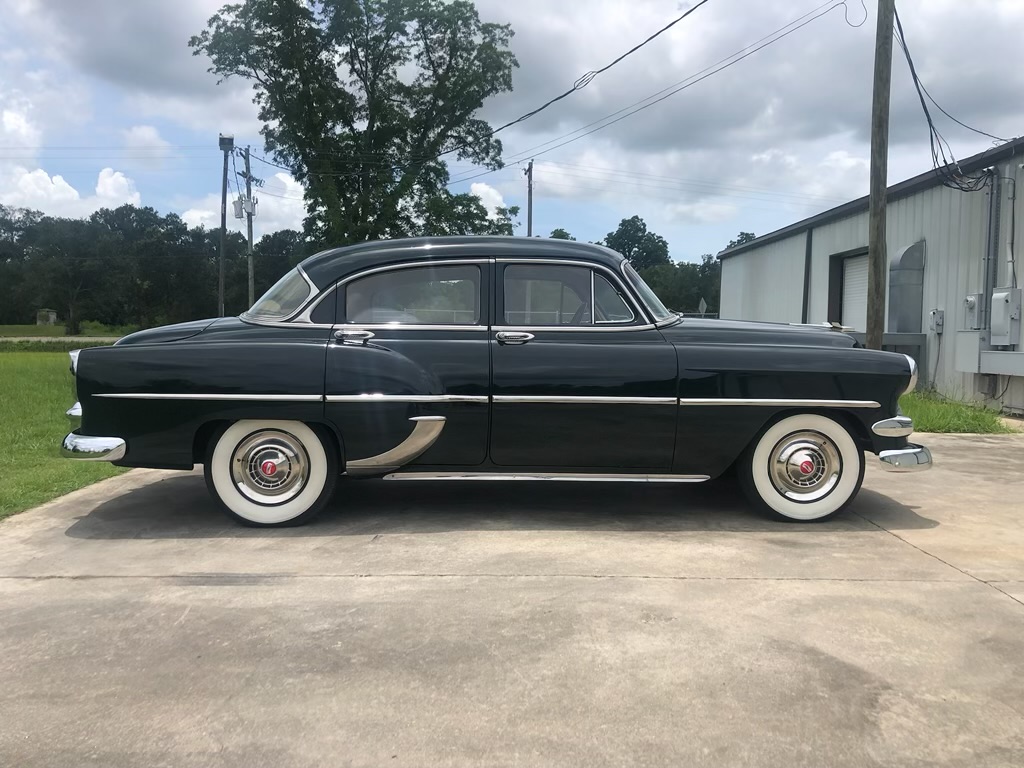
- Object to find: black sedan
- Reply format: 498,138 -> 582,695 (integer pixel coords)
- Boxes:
63,237 -> 930,526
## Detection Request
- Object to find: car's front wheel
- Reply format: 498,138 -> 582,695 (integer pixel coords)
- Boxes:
204,420 -> 338,526
738,413 -> 865,522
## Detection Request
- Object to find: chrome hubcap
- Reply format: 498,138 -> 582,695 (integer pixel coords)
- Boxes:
768,431 -> 842,502
231,430 -> 309,505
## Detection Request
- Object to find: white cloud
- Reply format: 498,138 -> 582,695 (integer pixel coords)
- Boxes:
665,201 -> 738,225
470,182 -> 506,218
121,125 -> 171,169
0,167 -> 141,217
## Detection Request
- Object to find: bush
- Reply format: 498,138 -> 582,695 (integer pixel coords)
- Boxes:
77,321 -> 139,337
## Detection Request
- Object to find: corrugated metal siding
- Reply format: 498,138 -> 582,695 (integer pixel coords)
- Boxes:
721,158 -> 1024,411
719,234 -> 805,323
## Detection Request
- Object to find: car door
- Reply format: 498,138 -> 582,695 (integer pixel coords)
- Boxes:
489,259 -> 678,469
323,260 -> 490,470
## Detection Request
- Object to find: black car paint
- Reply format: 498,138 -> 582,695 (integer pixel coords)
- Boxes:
72,237 -> 913,476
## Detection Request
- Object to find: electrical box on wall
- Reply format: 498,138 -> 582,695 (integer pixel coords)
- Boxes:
929,308 -> 945,334
963,293 -> 982,330
990,287 -> 1022,346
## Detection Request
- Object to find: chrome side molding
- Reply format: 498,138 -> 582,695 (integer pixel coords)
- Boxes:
872,415 -> 914,437
382,472 -> 710,483
345,416 -> 447,476
62,433 -> 126,462
678,398 -> 881,409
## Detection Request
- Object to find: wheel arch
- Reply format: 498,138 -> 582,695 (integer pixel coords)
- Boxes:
192,418 -> 346,468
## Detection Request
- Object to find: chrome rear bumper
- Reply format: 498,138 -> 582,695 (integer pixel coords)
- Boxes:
62,432 -> 126,462
879,444 -> 932,473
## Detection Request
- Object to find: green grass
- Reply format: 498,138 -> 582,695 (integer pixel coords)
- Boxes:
900,391 -> 1015,434
0,322 -> 137,338
0,340 -> 113,353
0,324 -> 68,337
0,353 -> 126,521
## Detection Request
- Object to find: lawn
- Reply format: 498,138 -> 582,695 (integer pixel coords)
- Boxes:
0,352 -> 126,521
0,324 -> 67,337
0,322 -> 136,338
900,391 -> 1014,434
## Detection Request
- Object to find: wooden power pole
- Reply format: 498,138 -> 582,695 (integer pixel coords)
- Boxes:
217,134 -> 234,317
244,146 -> 255,308
866,0 -> 895,350
525,159 -> 534,237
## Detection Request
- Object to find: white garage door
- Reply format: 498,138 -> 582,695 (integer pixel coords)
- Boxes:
842,255 -> 868,331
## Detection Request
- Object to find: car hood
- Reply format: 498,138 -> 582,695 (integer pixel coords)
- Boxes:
114,318 -> 221,346
661,317 -> 859,348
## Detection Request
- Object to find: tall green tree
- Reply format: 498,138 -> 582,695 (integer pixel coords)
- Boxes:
727,231 -> 756,249
190,0 -> 518,245
549,228 -> 575,240
602,215 -> 670,270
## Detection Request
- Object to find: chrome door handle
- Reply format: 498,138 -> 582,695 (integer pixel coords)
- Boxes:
495,331 -> 534,345
334,329 -> 375,345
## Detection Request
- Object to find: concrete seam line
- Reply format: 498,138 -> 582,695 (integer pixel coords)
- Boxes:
0,574 -> 974,583
852,511 -> 1024,611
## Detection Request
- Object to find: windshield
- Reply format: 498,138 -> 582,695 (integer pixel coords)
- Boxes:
622,262 -> 673,322
244,268 -> 313,320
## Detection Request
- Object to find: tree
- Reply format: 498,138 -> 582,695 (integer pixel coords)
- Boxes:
602,216 -> 670,271
549,228 -> 575,240
415,194 -> 519,236
727,231 -> 756,249
21,218 -> 106,335
190,0 -> 518,245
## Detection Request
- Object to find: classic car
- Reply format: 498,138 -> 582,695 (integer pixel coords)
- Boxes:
62,236 -> 930,526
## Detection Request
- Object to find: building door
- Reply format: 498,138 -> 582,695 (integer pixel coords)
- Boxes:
842,254 -> 868,331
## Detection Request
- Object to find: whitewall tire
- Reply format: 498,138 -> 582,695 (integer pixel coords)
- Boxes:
204,420 -> 338,526
739,413 -> 865,522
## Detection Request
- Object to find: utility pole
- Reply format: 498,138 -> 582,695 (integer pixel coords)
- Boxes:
218,134 -> 234,317
524,159 -> 534,237
866,0 -> 895,350
244,146 -> 255,307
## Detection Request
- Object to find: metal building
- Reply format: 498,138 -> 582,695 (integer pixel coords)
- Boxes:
718,137 -> 1024,415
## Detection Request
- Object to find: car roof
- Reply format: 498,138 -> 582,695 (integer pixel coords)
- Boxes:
299,236 -> 627,289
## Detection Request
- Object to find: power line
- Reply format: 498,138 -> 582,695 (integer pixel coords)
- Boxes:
892,5 -> 1002,192
449,0 -> 858,186
249,1 -> 717,186
491,0 -> 713,134
230,150 -> 243,198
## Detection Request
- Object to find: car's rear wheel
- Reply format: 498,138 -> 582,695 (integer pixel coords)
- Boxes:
738,413 -> 865,522
204,420 -> 338,527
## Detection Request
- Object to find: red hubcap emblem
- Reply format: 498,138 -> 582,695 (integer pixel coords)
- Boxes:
799,459 -> 815,475
260,460 -> 278,476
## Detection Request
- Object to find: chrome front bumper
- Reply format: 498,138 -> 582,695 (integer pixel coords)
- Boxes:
879,444 -> 932,473
62,432 -> 126,462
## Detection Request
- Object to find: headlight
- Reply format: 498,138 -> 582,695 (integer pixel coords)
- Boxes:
903,354 -> 918,394
69,349 -> 80,375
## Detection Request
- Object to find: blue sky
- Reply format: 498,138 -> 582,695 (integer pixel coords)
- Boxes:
2,0 -> 1022,262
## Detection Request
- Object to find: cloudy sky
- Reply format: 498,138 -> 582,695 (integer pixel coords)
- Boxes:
1,0 -> 1021,261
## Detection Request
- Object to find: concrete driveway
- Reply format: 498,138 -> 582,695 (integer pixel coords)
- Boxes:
1,434 -> 1023,768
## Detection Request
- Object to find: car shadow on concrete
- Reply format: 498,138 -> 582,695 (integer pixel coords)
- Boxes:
65,473 -> 938,540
